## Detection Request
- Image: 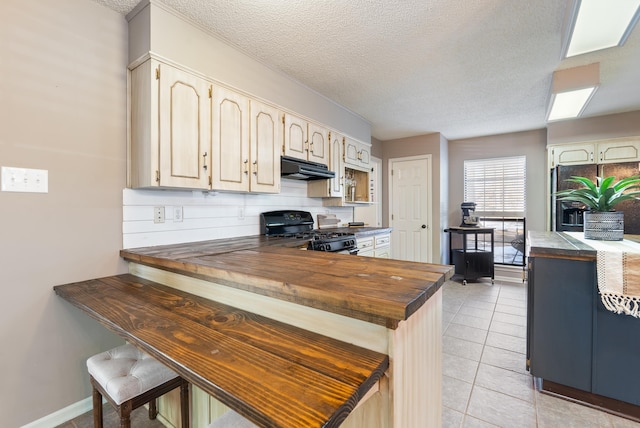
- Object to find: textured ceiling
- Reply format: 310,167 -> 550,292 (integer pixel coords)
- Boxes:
93,0 -> 640,141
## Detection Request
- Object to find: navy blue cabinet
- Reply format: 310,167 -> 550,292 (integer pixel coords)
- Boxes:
527,250 -> 640,415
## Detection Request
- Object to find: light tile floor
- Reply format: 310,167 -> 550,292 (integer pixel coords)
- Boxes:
442,278 -> 640,428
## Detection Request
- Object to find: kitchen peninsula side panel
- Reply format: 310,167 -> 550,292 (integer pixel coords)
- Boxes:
528,256 -> 594,391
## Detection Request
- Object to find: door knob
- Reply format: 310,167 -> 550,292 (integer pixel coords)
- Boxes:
421,224 -> 427,229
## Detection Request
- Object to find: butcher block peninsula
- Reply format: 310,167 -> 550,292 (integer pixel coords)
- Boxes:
54,236 -> 453,427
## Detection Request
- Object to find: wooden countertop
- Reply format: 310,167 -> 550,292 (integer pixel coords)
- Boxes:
527,231 -> 640,261
54,274 -> 388,428
120,236 -> 453,329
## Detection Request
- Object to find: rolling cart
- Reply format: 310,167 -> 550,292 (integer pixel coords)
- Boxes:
445,227 -> 495,285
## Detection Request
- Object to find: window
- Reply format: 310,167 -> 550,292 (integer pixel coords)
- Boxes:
464,156 -> 526,266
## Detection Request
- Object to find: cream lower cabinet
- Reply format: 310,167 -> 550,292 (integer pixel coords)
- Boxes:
129,59 -> 212,189
357,233 -> 391,258
374,234 -> 391,258
283,113 -> 330,165
209,87 -> 282,193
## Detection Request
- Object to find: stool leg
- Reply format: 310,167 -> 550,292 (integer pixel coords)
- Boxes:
180,380 -> 190,428
92,386 -> 103,428
119,400 -> 133,428
149,398 -> 158,420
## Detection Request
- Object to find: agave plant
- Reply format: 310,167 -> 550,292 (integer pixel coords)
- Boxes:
556,175 -> 640,212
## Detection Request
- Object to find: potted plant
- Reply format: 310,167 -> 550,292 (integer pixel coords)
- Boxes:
556,175 -> 640,240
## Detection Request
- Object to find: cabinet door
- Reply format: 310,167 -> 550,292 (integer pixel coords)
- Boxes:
597,139 -> 640,163
212,86 -> 250,191
344,138 -> 360,167
358,144 -> 371,167
308,122 -> 329,164
374,247 -> 391,258
250,100 -> 281,193
549,143 -> 596,167
344,137 -> 371,168
158,63 -> 211,189
283,113 -> 308,160
329,132 -> 344,197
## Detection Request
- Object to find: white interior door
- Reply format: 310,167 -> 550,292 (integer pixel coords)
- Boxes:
390,155 -> 432,262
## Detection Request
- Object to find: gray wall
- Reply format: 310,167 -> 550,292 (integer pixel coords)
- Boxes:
548,110 -> 640,144
0,0 -> 127,425
448,129 -> 548,236
380,133 -> 448,263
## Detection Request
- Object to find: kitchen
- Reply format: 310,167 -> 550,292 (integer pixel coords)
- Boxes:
2,0 -> 640,427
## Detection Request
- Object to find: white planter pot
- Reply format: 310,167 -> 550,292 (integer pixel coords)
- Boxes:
584,211 -> 624,241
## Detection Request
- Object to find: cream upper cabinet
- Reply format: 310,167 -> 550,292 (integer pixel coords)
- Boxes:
597,138 -> 640,164
283,113 -> 308,160
328,131 -> 344,197
548,143 -> 596,167
307,122 -> 329,164
211,88 -> 280,193
344,137 -> 371,169
249,100 -> 281,193
129,59 -> 212,189
548,137 -> 640,168
308,132 -> 371,205
307,130 -> 345,200
211,86 -> 250,192
283,113 -> 330,165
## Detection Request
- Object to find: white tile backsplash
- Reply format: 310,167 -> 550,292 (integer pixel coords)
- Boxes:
122,180 -> 353,248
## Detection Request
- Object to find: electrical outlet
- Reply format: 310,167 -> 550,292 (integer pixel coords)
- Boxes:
154,206 -> 165,223
173,206 -> 183,222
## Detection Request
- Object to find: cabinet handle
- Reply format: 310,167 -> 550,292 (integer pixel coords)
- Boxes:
590,152 -> 594,162
203,152 -> 208,171
244,159 -> 249,175
252,160 -> 258,175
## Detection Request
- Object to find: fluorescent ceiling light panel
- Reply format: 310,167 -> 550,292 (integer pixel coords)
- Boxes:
566,0 -> 640,57
548,87 -> 597,121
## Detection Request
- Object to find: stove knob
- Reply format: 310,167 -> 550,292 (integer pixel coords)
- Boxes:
318,244 -> 325,251
325,244 -> 331,251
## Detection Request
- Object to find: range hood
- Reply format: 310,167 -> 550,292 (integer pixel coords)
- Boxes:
281,156 -> 335,180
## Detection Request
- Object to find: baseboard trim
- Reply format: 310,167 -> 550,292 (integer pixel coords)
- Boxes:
21,396 -> 93,428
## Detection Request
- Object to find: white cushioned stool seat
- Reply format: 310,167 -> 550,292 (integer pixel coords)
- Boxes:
86,343 -> 189,428
208,410 -> 258,428
87,343 -> 178,404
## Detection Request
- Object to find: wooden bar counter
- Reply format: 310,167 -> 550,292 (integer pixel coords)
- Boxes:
56,236 -> 453,427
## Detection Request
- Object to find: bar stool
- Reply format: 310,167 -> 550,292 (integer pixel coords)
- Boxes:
87,343 -> 190,428
208,410 -> 258,428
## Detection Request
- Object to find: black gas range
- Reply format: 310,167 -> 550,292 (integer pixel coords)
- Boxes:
260,210 -> 357,254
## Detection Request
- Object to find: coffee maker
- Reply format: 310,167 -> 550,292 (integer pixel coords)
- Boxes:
460,202 -> 479,227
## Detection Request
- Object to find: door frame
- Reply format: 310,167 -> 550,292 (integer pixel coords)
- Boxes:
388,154 -> 433,263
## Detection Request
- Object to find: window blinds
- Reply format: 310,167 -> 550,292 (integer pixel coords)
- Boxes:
464,156 -> 526,217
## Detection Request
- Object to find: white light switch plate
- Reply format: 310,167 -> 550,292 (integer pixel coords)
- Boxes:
1,166 -> 48,193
